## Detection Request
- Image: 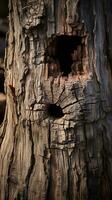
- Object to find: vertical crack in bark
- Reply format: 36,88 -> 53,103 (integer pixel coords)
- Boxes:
50,79 -> 54,102
48,121 -> 51,149
46,156 -> 51,200
23,120 -> 35,200
75,162 -> 81,200
71,84 -> 83,112
55,86 -> 65,104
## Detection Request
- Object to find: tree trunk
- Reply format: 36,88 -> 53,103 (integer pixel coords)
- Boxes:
1,0 -> 112,199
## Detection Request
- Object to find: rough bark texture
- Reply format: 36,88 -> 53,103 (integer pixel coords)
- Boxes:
1,0 -> 112,200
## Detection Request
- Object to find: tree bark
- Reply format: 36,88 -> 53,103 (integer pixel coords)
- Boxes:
1,0 -> 112,199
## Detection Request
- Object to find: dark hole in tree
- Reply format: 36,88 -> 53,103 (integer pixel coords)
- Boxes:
46,103 -> 64,119
56,35 -> 82,76
46,35 -> 82,77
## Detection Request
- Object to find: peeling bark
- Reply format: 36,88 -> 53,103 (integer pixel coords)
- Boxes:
1,0 -> 112,199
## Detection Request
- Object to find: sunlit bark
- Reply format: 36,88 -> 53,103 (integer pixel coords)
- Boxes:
0,0 -> 112,199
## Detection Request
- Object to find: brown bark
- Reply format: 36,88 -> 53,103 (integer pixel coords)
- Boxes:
1,0 -> 112,199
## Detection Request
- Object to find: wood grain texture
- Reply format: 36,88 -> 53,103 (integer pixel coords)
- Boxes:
0,0 -> 112,199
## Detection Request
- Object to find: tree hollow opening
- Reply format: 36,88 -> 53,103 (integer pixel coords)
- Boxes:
45,35 -> 85,77
46,103 -> 64,119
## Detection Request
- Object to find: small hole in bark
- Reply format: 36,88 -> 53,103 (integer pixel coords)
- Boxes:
46,35 -> 83,77
46,103 -> 64,119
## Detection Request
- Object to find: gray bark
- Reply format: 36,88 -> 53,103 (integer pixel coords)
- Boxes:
0,0 -> 112,199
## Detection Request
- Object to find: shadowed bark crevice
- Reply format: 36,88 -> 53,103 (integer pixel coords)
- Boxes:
23,121 -> 35,200
0,69 -> 6,125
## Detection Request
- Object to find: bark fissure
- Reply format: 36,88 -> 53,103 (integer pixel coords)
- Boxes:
23,121 -> 35,200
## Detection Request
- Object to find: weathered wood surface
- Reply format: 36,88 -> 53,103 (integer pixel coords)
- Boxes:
1,0 -> 112,199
